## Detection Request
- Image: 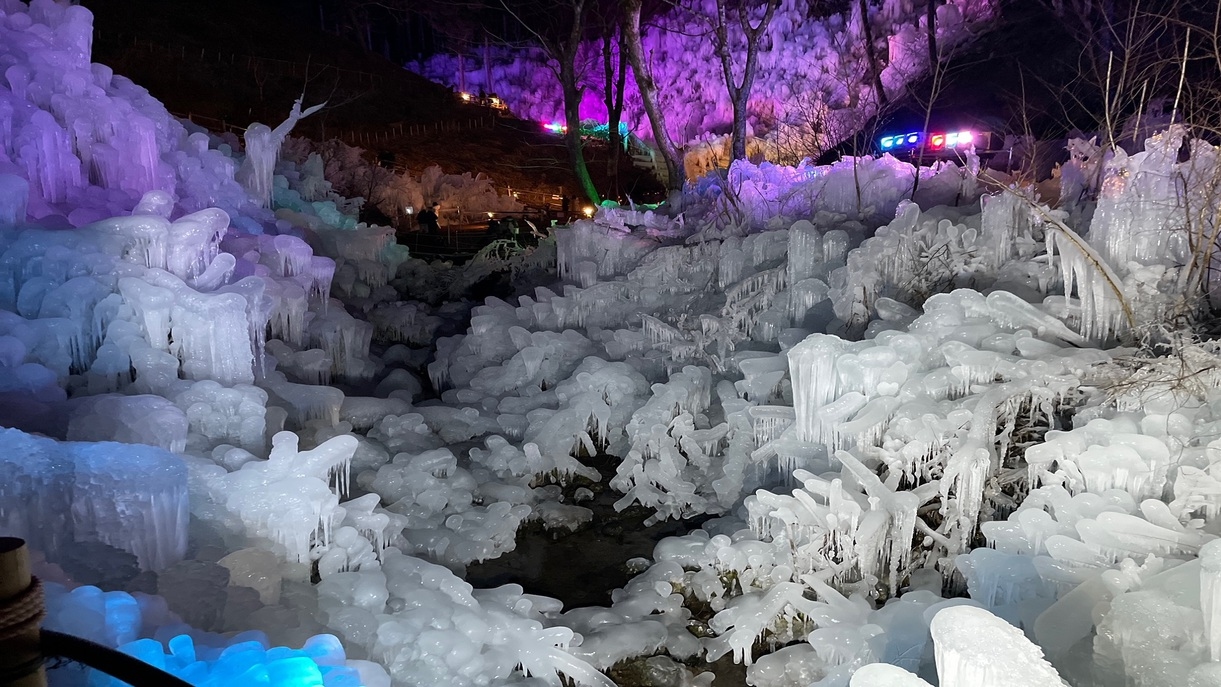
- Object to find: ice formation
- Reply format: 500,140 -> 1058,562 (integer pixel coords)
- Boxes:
930,605 -> 1063,686
10,0 -> 1221,686
0,426 -> 187,571
41,583 -> 388,687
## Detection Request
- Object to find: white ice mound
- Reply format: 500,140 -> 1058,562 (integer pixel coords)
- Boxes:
931,605 -> 1063,686
207,431 -> 358,562
0,426 -> 187,570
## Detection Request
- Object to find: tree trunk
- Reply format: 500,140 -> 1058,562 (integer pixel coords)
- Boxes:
563,75 -> 601,205
559,1 -> 601,206
484,35 -> 492,94
927,0 -> 937,66
604,32 -> 628,197
715,0 -> 779,161
623,0 -> 683,191
857,0 -> 889,108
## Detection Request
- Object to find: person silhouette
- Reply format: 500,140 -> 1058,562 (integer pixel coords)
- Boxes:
418,203 -> 440,234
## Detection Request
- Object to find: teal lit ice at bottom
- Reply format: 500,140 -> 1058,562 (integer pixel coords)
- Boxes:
43,584 -> 369,687
103,635 -> 360,687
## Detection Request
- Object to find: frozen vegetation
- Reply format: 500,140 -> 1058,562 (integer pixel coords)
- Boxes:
414,0 -> 998,154
5,1 -> 1221,687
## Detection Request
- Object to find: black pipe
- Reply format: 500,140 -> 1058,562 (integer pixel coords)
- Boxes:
41,629 -> 195,687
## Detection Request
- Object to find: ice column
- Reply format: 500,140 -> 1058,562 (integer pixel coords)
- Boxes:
239,98 -> 324,208
16,110 -> 83,204
1201,539 -> 1221,662
787,219 -> 823,283
1090,126 -> 1186,269
788,333 -> 848,441
0,174 -> 28,226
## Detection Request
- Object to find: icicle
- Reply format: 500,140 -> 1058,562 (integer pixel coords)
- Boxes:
788,334 -> 848,442
1045,225 -> 1127,342
1201,539 -> 1221,662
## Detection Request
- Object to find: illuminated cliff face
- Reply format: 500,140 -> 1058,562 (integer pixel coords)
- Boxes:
413,0 -> 999,150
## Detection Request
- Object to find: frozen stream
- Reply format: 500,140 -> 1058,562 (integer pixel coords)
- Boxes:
465,455 -> 713,608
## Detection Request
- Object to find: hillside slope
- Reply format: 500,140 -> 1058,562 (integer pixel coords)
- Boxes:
82,0 -> 662,202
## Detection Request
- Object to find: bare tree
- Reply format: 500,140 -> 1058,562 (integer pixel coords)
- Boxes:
622,0 -> 684,192
712,0 -> 781,161
1035,0 -> 1199,151
770,29 -> 874,164
599,3 -> 630,196
501,0 -> 603,204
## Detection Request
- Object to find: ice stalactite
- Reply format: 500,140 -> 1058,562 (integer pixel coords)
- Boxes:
719,244 -> 746,288
1171,464 -> 1221,522
705,582 -> 822,666
1201,539 -> 1221,662
266,279 -> 308,347
611,366 -> 723,522
642,314 -> 686,348
0,173 -> 29,226
738,355 -> 788,403
145,273 -> 256,386
238,97 -> 324,208
368,301 -> 440,347
555,217 -> 655,283
1090,126 -> 1186,270
268,234 -> 316,278
309,306 -> 376,383
0,427 -> 188,571
38,275 -> 111,372
95,209 -> 171,271
979,189 -> 1039,268
788,333 -> 848,441
16,110 -> 82,204
1046,223 -> 1130,342
118,277 -> 172,352
790,277 -> 829,326
787,220 -> 823,285
836,450 -> 922,596
722,265 -> 788,339
219,275 -> 272,369
939,383 -> 1027,551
